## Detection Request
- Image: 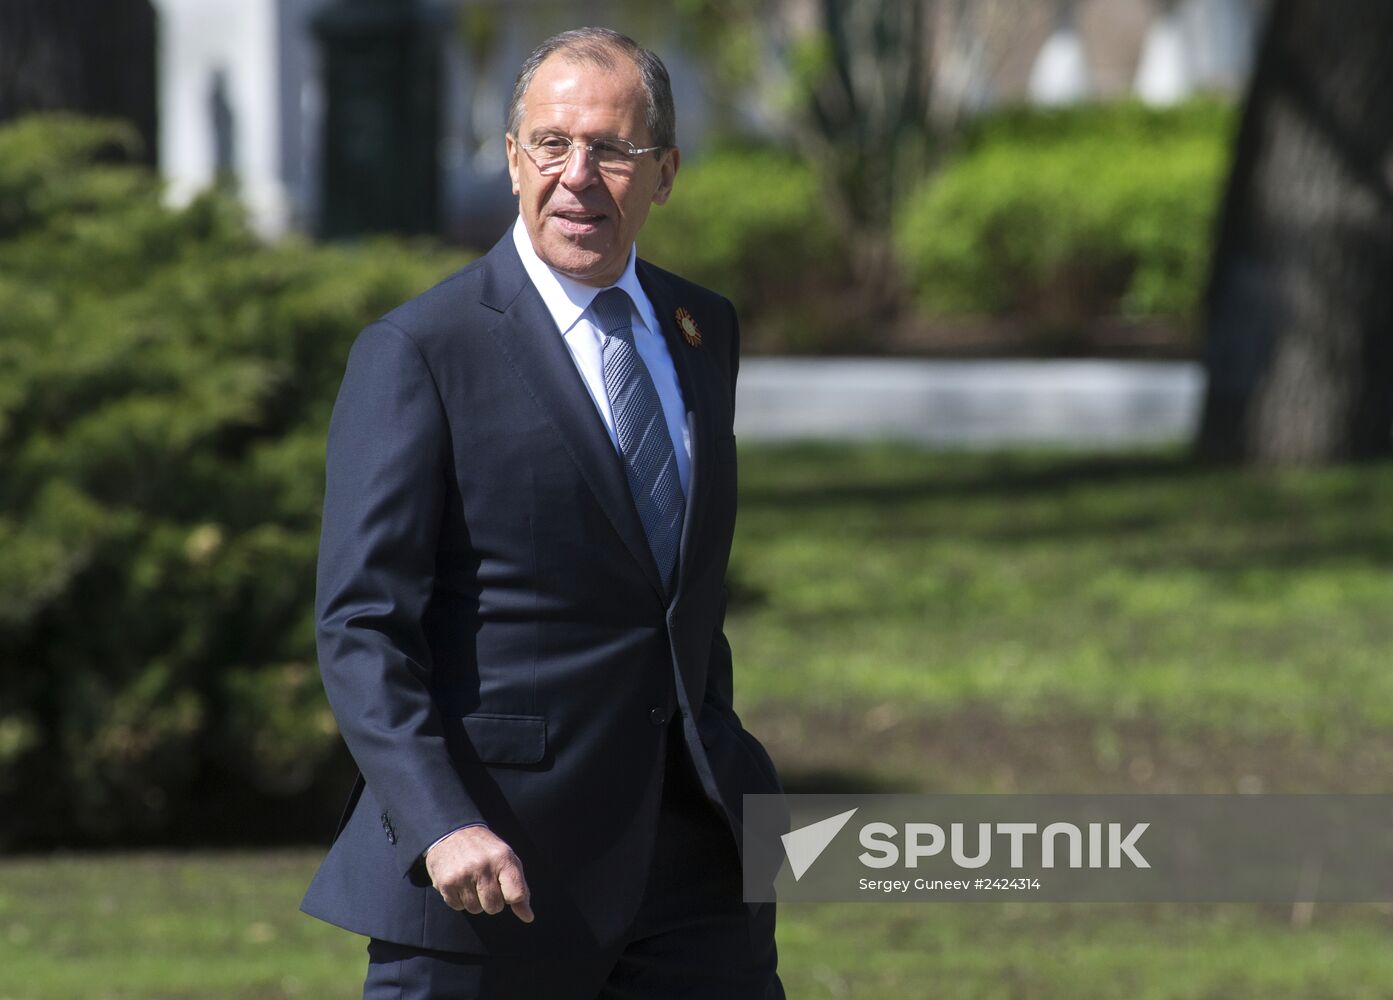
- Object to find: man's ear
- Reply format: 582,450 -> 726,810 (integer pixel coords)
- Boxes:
505,133 -> 521,196
652,147 -> 680,206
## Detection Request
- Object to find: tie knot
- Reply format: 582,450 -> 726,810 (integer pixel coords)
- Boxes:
591,287 -> 633,340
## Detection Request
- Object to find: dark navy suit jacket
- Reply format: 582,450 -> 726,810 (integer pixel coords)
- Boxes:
300,231 -> 784,956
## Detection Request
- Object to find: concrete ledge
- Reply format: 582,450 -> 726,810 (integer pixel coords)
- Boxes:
734,358 -> 1204,448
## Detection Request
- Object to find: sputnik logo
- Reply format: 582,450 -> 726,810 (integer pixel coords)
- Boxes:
781,808 -> 859,880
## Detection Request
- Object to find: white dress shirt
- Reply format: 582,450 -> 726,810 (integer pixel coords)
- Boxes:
511,216 -> 691,497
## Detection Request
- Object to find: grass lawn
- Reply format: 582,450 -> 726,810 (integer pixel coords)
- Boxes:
0,852 -> 356,1000
5,444 -> 1393,997
3,852 -> 1393,999
729,444 -> 1393,795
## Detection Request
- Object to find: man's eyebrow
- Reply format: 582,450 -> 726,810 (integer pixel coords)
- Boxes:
526,127 -> 631,143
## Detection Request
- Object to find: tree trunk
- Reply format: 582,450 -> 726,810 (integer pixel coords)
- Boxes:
802,0 -> 934,313
1195,0 -> 1393,464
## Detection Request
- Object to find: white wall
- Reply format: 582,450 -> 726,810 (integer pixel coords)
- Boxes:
152,0 -> 288,237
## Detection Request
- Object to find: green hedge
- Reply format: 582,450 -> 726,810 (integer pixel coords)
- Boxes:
896,99 -> 1235,330
0,115 -> 472,845
639,146 -> 856,353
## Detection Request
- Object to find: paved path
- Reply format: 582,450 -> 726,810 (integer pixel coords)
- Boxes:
734,358 -> 1204,448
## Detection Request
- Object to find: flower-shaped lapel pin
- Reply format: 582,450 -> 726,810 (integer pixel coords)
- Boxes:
674,307 -> 702,347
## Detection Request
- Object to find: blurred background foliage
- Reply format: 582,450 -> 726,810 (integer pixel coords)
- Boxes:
2,1 -> 1391,994
0,115 -> 471,846
896,99 -> 1233,329
0,95 -> 1233,844
641,144 -> 856,353
651,98 -> 1232,353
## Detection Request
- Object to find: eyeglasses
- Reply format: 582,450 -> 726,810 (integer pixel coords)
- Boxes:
519,135 -> 667,176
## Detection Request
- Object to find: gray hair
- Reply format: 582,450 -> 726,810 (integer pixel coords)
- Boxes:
506,27 -> 676,149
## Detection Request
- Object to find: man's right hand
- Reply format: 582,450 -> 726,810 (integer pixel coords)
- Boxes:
424,826 -> 535,923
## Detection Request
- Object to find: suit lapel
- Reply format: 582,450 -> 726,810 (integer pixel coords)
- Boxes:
636,260 -> 717,605
479,237 -> 665,598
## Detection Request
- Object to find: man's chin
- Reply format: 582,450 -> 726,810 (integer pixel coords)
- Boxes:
537,240 -> 623,286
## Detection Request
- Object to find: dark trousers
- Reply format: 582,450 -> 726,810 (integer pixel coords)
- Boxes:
363,723 -> 785,999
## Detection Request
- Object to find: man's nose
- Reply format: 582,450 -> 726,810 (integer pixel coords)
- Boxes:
559,143 -> 599,188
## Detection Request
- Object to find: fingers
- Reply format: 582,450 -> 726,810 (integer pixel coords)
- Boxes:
428,834 -> 533,922
474,858 -> 530,918
440,873 -> 527,920
498,861 -> 534,924
475,872 -> 506,915
459,881 -> 483,915
437,875 -> 484,914
509,898 -> 535,923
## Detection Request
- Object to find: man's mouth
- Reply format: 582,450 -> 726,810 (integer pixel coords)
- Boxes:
551,211 -> 608,235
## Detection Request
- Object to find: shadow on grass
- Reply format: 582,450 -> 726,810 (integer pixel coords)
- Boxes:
750,701 -> 1393,797
737,448 -> 1204,508
778,766 -> 920,795
735,444 -> 1393,574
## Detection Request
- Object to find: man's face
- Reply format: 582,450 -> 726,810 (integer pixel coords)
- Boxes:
505,52 -> 679,287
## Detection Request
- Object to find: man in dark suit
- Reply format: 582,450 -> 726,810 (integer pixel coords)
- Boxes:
300,26 -> 786,999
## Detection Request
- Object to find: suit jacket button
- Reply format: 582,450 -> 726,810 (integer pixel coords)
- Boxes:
649,707 -> 667,726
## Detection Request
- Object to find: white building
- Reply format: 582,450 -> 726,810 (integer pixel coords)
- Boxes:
136,0 -> 1262,242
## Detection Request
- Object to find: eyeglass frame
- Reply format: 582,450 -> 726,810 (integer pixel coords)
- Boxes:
516,134 -> 670,175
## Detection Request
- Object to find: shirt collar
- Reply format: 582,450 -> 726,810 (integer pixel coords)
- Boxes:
511,215 -> 647,335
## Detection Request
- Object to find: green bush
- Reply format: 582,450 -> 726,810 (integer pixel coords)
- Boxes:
639,146 -> 856,353
960,96 -> 1234,148
0,115 -> 472,845
896,99 -> 1235,330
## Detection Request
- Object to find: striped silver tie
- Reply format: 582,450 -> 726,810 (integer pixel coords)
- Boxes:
591,287 -> 685,593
